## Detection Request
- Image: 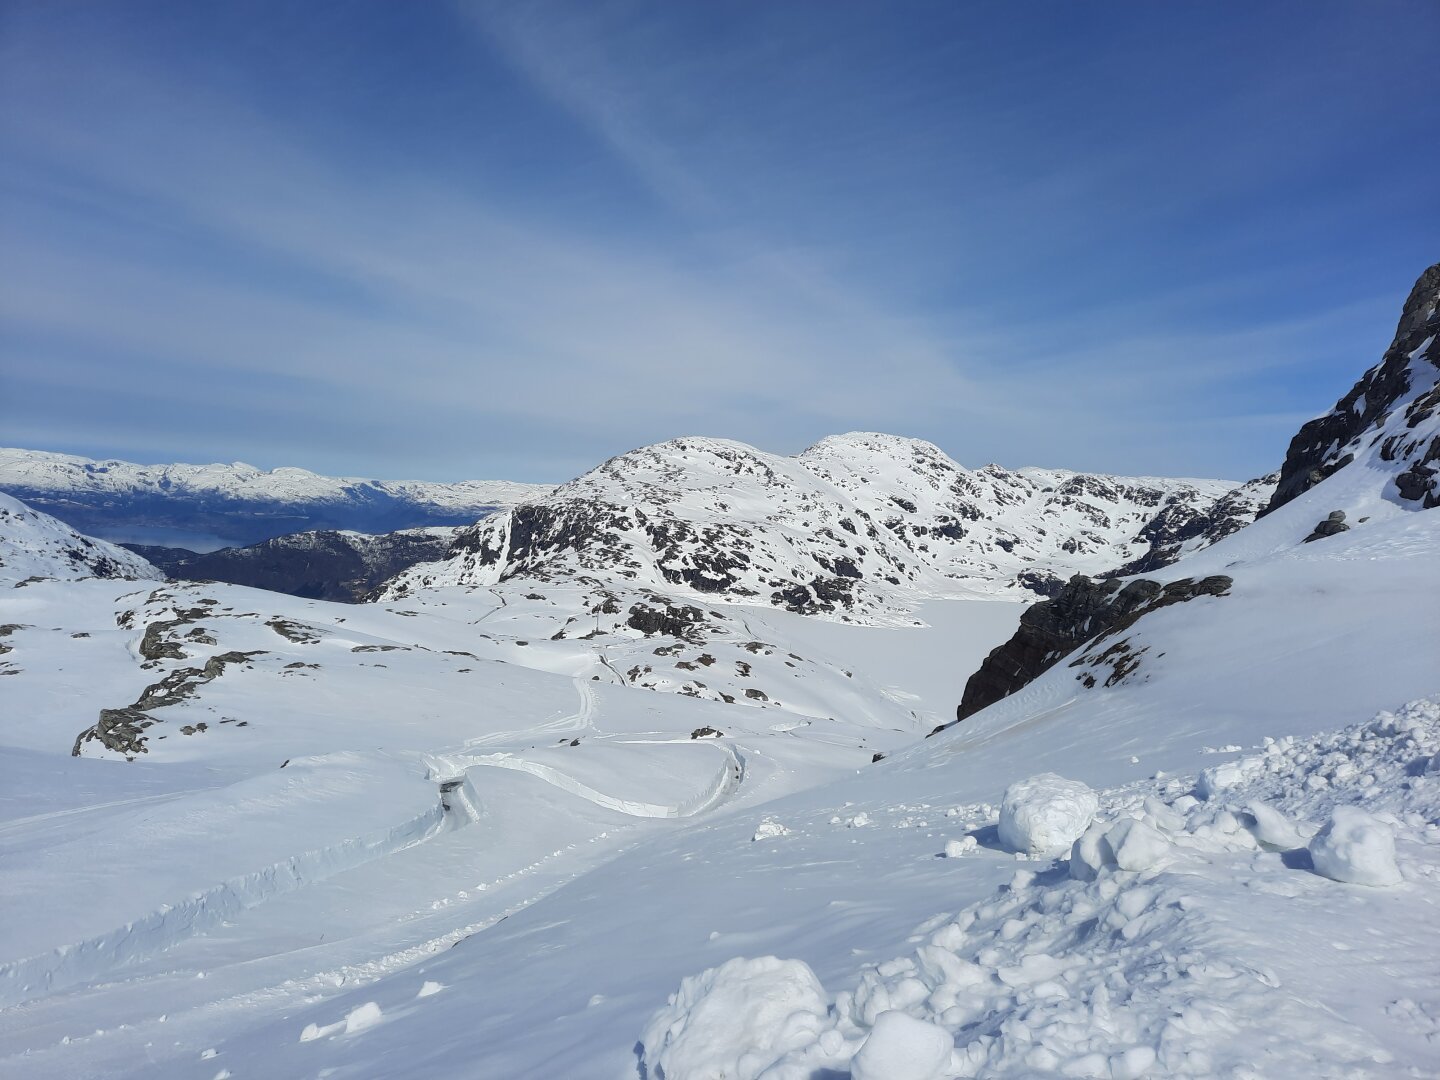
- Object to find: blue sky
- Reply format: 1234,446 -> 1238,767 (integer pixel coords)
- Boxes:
1,1 -> 1436,484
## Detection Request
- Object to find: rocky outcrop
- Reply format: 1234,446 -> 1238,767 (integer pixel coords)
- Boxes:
1264,262 -> 1440,515
1302,510 -> 1351,543
1105,474 -> 1277,577
72,647 -> 262,758
936,573 -> 1233,734
126,527 -> 460,603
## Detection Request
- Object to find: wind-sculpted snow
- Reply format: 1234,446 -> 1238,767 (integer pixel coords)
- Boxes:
0,448 -> 551,548
383,433 -> 1246,621
641,697 -> 1440,1079
0,492 -> 161,585
0,752 -> 456,1008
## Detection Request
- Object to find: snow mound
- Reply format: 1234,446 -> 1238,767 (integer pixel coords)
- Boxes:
1309,806 -> 1403,887
639,956 -> 829,1080
997,773 -> 1098,854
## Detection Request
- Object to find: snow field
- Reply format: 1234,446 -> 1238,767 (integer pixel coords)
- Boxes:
640,696 -> 1440,1078
0,752 -> 450,1008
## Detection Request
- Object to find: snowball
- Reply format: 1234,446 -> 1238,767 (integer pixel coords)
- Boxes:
753,819 -> 791,841
850,1010 -> 955,1080
1309,807 -> 1402,886
417,981 -> 443,998
998,774 -> 1098,855
640,956 -> 829,1080
1106,818 -> 1169,872
944,836 -> 977,858
1245,801 -> 1309,850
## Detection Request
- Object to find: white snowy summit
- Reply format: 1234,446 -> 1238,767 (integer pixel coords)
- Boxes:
385,432 -> 1262,619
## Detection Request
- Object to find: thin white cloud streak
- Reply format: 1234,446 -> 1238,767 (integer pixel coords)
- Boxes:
0,22 -> 1379,482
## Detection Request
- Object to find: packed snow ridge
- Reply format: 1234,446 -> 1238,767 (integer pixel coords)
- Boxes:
385,432 -> 1269,621
641,697 -> 1440,1079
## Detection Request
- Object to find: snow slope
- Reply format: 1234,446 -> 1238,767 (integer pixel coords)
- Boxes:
384,432 -> 1259,621
0,448 -> 551,548
0,492 -> 160,586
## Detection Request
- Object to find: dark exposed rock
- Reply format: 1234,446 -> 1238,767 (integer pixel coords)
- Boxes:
266,617 -> 322,644
690,726 -> 724,739
1015,570 -> 1067,598
73,650 -> 262,757
126,527 -> 457,603
936,573 -> 1233,735
626,601 -> 708,640
1264,262 -> 1440,514
1302,510 -> 1351,543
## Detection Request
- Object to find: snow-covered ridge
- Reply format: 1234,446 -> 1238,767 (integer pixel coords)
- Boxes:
0,492 -> 161,585
0,448 -> 553,548
384,432 -> 1261,621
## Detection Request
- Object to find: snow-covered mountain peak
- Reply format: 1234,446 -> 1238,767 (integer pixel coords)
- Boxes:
383,433 -> 1265,619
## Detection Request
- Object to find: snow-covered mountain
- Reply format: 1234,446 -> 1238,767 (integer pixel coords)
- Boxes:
0,449 -> 552,549
125,527 -> 462,603
384,433 -> 1262,620
0,492 -> 161,586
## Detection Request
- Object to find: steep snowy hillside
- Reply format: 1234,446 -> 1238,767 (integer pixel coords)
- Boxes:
1265,261 -> 1439,513
942,260 -> 1440,732
125,527 -> 462,602
0,493 -> 160,586
384,433 -> 1256,621
0,448 -> 552,548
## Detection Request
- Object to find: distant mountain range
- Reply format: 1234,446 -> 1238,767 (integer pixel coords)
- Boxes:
0,450 -> 552,550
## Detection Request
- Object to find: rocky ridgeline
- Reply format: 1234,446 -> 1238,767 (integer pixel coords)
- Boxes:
125,527 -> 461,603
383,434 -> 1258,620
1265,261 -> 1440,514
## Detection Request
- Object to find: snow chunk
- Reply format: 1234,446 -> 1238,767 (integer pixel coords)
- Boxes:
752,819 -> 791,842
850,1010 -> 955,1080
640,956 -> 828,1080
1246,801 -> 1310,849
1309,807 -> 1402,886
944,836 -> 978,858
1106,817 -> 1170,872
343,1001 -> 384,1035
998,774 -> 1098,855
